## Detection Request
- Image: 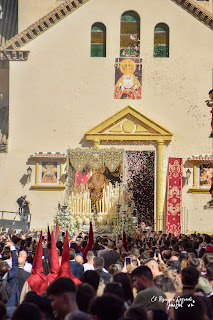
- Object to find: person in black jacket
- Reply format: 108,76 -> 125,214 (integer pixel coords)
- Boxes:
102,242 -> 120,270
17,256 -> 30,294
93,257 -> 112,285
0,240 -> 19,318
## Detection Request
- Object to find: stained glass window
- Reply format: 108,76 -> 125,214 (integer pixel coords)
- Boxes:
120,11 -> 140,58
91,23 -> 106,57
154,23 -> 169,58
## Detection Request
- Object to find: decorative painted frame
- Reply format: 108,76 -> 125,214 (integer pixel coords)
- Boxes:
188,155 -> 213,193
30,152 -> 66,190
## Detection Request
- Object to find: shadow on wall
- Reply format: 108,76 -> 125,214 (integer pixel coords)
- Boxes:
19,174 -> 29,187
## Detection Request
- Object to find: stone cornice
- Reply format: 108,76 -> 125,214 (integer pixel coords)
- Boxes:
171,0 -> 213,29
0,50 -> 30,61
0,0 -> 89,51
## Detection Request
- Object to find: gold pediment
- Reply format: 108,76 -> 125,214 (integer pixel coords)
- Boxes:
85,106 -> 173,144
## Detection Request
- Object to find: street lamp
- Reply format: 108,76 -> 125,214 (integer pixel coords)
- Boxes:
186,169 -> 191,185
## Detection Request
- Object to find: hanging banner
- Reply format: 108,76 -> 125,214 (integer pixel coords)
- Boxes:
166,158 -> 183,236
114,58 -> 142,99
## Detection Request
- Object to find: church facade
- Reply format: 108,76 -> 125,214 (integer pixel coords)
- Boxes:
0,0 -> 213,233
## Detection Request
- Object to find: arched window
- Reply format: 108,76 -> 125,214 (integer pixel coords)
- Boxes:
91,22 -> 106,57
154,23 -> 169,57
120,11 -> 140,58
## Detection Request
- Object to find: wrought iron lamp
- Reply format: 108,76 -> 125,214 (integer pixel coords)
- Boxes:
186,169 -> 191,185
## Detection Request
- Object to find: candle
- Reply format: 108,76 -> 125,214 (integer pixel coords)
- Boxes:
103,195 -> 105,213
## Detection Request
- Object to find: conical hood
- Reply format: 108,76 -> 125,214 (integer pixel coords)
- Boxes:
89,221 -> 93,243
58,230 -> 70,275
27,231 -> 48,295
82,221 -> 94,262
58,230 -> 81,285
47,225 -> 51,243
55,218 -> 60,240
47,231 -> 59,284
32,231 -> 43,272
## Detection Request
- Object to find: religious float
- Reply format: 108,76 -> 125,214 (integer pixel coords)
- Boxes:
56,147 -> 140,235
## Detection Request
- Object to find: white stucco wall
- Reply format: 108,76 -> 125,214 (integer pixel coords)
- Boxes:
0,0 -> 213,231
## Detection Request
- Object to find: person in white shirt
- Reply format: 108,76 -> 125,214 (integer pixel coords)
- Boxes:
83,251 -> 94,272
18,250 -> 32,273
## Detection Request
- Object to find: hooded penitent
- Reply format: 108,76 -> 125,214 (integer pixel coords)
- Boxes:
47,225 -> 51,243
46,231 -> 59,284
27,232 -> 48,295
82,221 -> 94,262
57,230 -> 81,285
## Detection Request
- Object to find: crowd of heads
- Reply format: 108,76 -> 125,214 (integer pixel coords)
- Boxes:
0,227 -> 212,319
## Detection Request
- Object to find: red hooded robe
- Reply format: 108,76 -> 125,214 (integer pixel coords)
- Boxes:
82,221 -> 94,262
46,231 -> 60,284
27,232 -> 48,295
57,230 -> 81,285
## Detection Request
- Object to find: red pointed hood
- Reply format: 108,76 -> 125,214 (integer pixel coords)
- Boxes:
32,231 -> 44,273
57,230 -> 81,285
55,219 -> 60,240
27,232 -> 48,295
47,231 -> 60,284
83,221 -> 94,262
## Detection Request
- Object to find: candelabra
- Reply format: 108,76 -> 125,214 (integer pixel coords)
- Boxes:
61,205 -> 68,231
121,209 -> 127,234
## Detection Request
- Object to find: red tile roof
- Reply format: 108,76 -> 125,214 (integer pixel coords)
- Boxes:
30,152 -> 66,159
188,155 -> 213,161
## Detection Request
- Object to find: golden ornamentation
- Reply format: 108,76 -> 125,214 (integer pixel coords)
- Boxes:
69,147 -> 123,173
119,58 -> 136,75
135,124 -> 148,133
122,120 -> 135,133
109,124 -> 122,133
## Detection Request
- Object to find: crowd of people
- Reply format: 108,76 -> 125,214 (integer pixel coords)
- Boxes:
0,223 -> 212,320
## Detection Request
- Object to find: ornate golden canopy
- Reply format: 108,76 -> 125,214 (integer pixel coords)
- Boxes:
68,147 -> 124,173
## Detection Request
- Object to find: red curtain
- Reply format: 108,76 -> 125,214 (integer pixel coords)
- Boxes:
166,158 -> 183,236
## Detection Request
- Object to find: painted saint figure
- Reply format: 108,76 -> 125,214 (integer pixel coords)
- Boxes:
42,163 -> 57,183
200,165 -> 212,186
206,89 -> 213,137
115,58 -> 141,99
